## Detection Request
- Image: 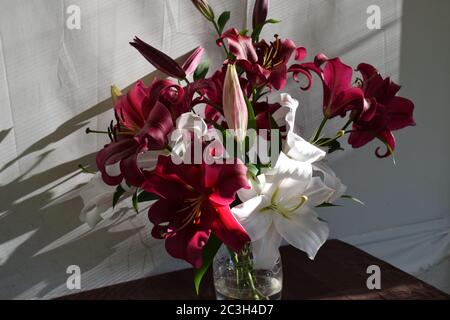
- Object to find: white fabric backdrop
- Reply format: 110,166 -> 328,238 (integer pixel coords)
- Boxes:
0,0 -> 448,299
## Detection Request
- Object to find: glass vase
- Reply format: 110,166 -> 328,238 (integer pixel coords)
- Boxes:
212,244 -> 283,300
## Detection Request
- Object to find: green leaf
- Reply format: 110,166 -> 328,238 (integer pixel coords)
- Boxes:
244,96 -> 256,131
239,29 -> 249,36
193,59 -> 210,81
113,185 -> 126,208
342,195 -> 365,206
132,191 -> 139,214
316,202 -> 342,208
266,19 -> 281,24
137,191 -> 159,203
194,234 -> 223,295
316,138 -> 344,154
251,19 -> 282,42
217,11 -> 231,34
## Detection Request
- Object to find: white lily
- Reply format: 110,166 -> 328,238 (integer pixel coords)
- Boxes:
279,93 -> 347,201
233,152 -> 333,269
233,94 -> 346,269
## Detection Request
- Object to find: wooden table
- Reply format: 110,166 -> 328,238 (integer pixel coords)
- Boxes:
62,240 -> 449,300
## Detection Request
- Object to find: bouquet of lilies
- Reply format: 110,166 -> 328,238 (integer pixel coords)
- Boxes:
80,0 -> 415,296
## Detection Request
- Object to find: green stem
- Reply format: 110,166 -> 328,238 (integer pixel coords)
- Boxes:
231,245 -> 268,300
315,118 -> 354,147
86,128 -> 109,135
341,118 -> 354,131
311,117 -> 328,143
212,21 -> 230,56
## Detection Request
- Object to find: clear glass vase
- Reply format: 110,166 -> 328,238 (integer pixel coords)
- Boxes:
213,244 -> 283,300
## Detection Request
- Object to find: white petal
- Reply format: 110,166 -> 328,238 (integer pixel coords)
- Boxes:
252,225 -> 283,270
266,152 -> 312,195
232,196 -> 272,242
304,177 -> 335,207
176,112 -> 207,138
286,132 -> 326,164
313,162 -> 347,202
237,175 -> 266,203
274,93 -> 299,132
273,207 -> 329,260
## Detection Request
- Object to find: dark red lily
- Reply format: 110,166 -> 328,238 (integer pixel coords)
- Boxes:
143,155 -> 251,268
96,80 -> 179,187
289,54 -> 365,119
130,37 -> 204,80
219,29 -> 304,90
348,63 -> 416,158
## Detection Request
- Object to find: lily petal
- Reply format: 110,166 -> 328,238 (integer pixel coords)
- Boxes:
273,207 -> 329,260
207,203 -> 251,253
303,177 -> 335,207
286,133 -> 326,164
219,29 -> 258,63
232,195 -> 272,242
181,47 -> 205,76
130,37 -> 186,80
313,162 -> 347,203
252,225 -> 283,270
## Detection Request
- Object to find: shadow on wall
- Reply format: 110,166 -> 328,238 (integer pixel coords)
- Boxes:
0,106 -> 143,299
0,50 -> 194,299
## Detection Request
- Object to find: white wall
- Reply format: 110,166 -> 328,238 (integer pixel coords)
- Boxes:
331,0 -> 450,292
0,0 -> 448,299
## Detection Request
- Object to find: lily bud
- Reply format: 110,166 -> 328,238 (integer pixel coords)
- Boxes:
223,64 -> 248,142
181,46 -> 205,76
130,37 -> 186,80
252,0 -> 269,29
191,0 -> 215,22
111,85 -> 122,104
